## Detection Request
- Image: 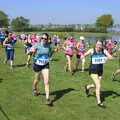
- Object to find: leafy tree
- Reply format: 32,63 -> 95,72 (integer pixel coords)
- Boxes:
96,14 -> 114,27
11,16 -> 30,31
0,10 -> 9,27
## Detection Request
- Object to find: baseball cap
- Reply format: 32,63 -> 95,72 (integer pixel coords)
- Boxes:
80,36 -> 85,40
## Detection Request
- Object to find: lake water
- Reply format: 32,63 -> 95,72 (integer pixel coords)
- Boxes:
76,36 -> 120,43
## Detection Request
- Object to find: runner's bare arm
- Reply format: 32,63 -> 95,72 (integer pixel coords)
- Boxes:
3,38 -> 10,47
104,49 -> 113,60
84,48 -> 93,57
63,42 -> 66,50
76,42 -> 80,50
27,46 -> 36,54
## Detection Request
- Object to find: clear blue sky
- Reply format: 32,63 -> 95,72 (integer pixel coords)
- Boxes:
0,0 -> 120,24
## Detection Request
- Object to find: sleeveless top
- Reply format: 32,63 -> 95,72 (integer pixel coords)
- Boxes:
77,43 -> 85,56
33,42 -> 52,66
6,38 -> 15,50
89,48 -> 106,75
65,40 -> 74,55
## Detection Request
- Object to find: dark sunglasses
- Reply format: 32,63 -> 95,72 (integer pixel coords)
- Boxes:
41,37 -> 48,40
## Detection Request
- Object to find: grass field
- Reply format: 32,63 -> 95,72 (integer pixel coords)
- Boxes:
0,41 -> 120,120
16,32 -> 120,38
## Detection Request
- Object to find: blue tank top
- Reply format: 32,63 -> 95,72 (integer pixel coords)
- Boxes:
33,42 -> 52,66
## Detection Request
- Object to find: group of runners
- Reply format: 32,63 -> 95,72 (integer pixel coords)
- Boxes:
0,31 -> 120,108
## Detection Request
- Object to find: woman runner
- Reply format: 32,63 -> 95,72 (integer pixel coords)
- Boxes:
3,33 -> 16,69
63,36 -> 75,72
76,36 -> 86,72
83,40 -> 113,108
28,33 -> 53,106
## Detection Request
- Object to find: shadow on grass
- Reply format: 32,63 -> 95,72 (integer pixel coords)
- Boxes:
13,64 -> 26,68
112,79 -> 120,83
0,78 -> 3,83
72,68 -> 89,75
86,90 -> 120,100
51,58 -> 60,62
13,64 -> 33,68
101,90 -> 120,102
51,88 -> 75,102
0,105 -> 10,120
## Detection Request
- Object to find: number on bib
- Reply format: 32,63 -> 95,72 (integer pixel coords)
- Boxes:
92,54 -> 106,64
35,55 -> 50,66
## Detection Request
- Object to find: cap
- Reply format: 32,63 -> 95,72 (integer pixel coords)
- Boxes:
80,36 -> 85,40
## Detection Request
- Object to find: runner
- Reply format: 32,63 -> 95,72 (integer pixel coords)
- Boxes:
12,33 -> 17,43
27,33 -> 53,106
106,39 -> 113,54
56,35 -> 61,52
112,48 -> 120,80
3,33 -> 16,69
112,69 -> 120,81
83,40 -> 113,108
24,34 -> 33,67
63,36 -> 75,72
31,34 -> 38,45
52,35 -> 58,52
20,33 -> 26,43
0,31 -> 5,46
76,36 -> 86,72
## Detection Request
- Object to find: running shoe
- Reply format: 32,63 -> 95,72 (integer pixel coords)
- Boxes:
112,72 -> 115,81
72,69 -> 76,75
25,63 -> 29,67
45,99 -> 53,106
32,88 -> 40,96
3,60 -> 7,64
85,84 -> 89,96
97,102 -> 106,108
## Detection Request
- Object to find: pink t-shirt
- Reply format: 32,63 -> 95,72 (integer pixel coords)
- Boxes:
65,40 -> 74,55
12,34 -> 17,39
77,43 -> 85,56
30,36 -> 38,43
107,42 -> 113,50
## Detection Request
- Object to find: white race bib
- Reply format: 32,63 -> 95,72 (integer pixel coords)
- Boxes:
92,54 -> 106,64
7,45 -> 13,50
66,44 -> 73,50
35,55 -> 50,66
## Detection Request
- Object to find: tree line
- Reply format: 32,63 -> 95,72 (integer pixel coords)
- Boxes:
0,10 -> 114,33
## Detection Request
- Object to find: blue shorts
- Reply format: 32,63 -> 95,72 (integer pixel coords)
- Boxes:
33,63 -> 49,72
5,49 -> 14,60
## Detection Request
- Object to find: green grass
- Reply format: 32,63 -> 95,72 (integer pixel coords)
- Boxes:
0,41 -> 120,120
16,31 -> 120,37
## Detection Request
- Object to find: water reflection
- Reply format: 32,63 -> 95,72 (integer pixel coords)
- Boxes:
76,36 -> 120,43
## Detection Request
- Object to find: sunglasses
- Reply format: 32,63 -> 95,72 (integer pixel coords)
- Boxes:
41,37 -> 48,40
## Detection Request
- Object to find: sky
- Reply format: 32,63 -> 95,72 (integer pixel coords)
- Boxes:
0,0 -> 120,25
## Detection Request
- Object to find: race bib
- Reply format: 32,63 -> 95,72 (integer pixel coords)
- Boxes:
35,55 -> 50,66
92,54 -> 106,64
66,44 -> 73,50
78,45 -> 85,52
7,45 -> 13,50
